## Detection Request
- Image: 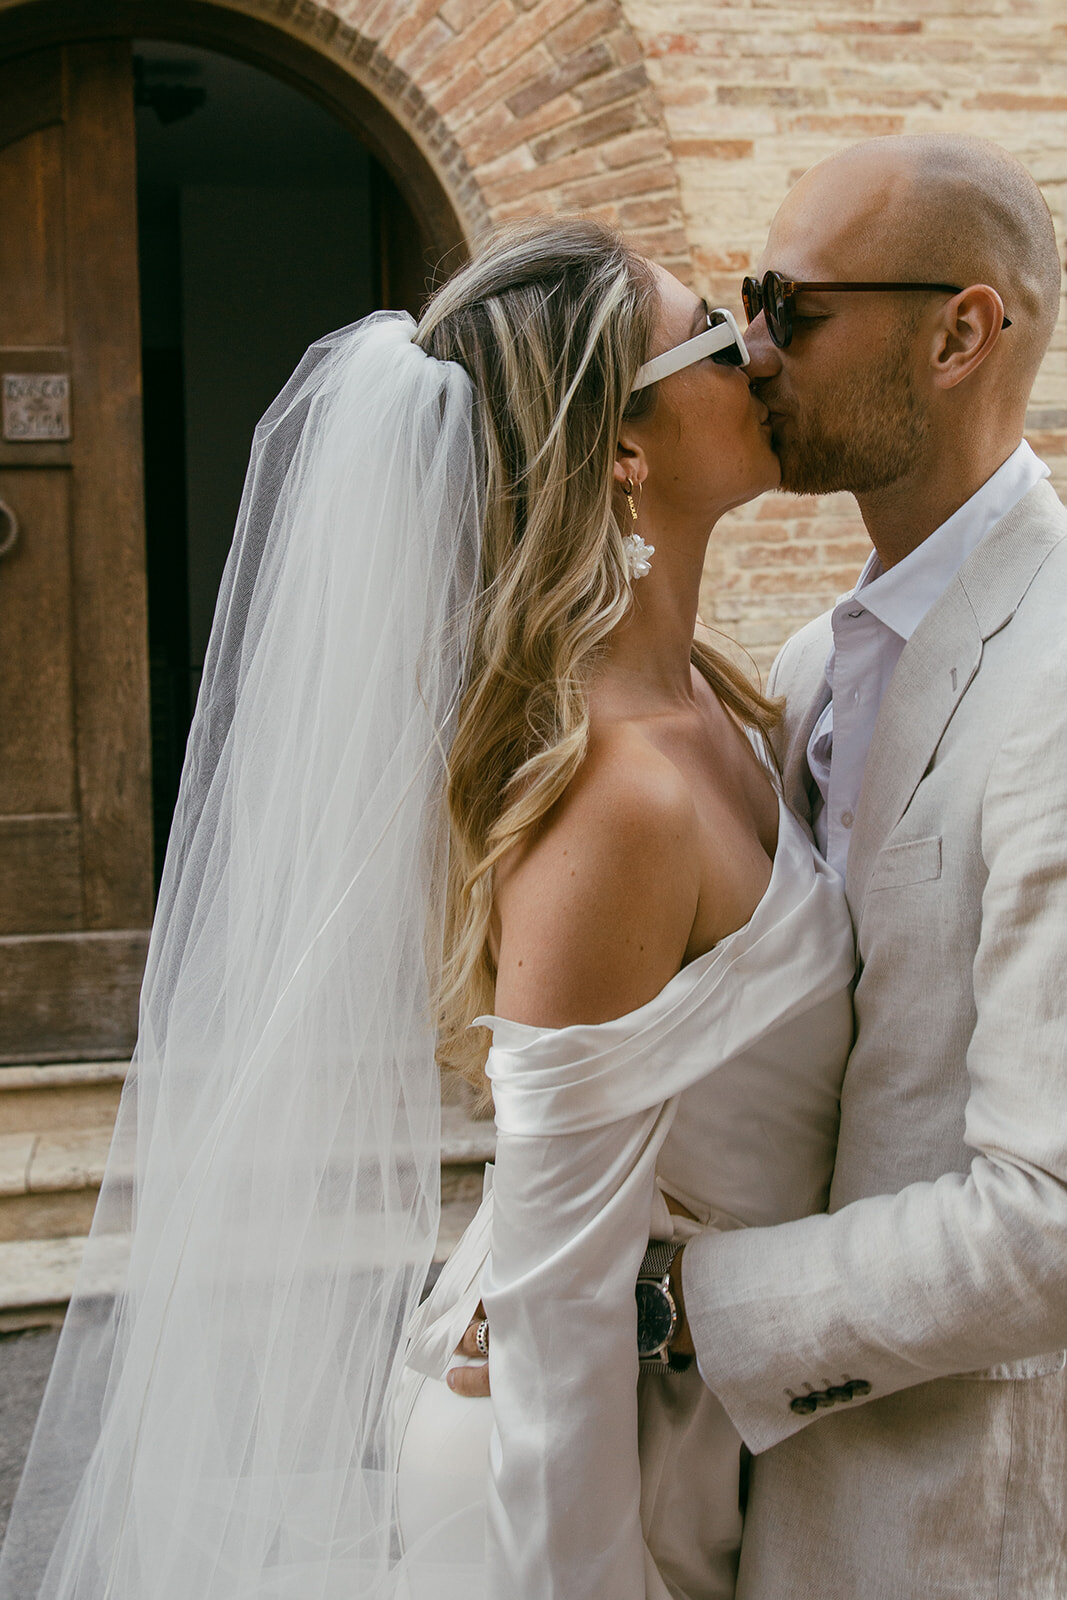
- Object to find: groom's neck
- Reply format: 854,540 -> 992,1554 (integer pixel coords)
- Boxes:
855,428 -> 1024,570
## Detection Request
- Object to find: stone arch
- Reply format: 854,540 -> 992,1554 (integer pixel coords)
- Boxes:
0,0 -> 472,264
0,0 -> 690,274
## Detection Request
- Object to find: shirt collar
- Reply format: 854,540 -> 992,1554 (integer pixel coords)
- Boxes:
847,440 -> 1050,643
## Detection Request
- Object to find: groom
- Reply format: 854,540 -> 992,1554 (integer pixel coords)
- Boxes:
675,134 -> 1067,1595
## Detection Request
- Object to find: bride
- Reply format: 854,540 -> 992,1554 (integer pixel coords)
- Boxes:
0,218 -> 853,1600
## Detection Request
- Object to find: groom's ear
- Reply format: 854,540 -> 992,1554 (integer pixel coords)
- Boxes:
929,284 -> 1007,390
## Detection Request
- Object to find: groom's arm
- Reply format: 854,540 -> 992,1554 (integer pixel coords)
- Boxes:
681,639 -> 1067,1454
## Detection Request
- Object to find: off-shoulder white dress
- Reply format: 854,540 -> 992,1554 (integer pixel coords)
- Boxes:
395,796 -> 855,1599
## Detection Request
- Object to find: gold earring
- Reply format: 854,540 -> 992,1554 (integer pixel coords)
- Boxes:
624,478 -> 640,522
620,477 -> 653,581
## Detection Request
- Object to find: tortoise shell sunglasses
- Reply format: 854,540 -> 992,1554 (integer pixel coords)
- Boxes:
741,270 -> 1012,349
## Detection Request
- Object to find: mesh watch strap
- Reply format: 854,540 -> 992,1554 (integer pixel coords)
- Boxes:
638,1239 -> 680,1281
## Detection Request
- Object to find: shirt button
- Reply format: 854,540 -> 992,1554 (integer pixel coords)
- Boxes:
841,810 -> 854,829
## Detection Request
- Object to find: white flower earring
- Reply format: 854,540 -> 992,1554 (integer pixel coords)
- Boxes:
622,478 -> 654,581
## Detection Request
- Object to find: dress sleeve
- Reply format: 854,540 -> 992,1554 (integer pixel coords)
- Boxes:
481,1090 -> 677,1600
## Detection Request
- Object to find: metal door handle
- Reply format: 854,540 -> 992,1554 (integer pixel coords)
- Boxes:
0,498 -> 18,558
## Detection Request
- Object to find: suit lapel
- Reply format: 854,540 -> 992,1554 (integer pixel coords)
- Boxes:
845,480 -> 1067,910
844,584 -> 982,908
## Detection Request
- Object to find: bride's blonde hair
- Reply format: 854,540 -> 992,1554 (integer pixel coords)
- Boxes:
417,218 -> 779,1091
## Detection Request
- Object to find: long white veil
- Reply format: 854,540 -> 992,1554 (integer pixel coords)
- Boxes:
0,313 -> 482,1599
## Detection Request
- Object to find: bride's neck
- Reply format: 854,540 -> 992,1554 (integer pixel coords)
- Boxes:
596,515 -> 712,712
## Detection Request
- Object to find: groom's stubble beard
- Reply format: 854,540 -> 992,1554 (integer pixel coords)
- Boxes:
767,330 -> 931,498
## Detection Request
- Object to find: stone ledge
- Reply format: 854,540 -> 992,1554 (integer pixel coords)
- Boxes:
0,1195 -> 484,1318
0,1133 -> 34,1197
0,1235 -> 119,1313
0,1089 -> 493,1274
0,1063 -> 128,1139
0,1110 -> 491,1197
0,1062 -> 128,1092
28,1131 -> 110,1194
441,1101 -> 496,1165
0,1129 -> 111,1199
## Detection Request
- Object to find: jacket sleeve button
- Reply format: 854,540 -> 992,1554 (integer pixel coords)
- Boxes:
825,1385 -> 853,1403
789,1395 -> 819,1415
845,1379 -> 871,1399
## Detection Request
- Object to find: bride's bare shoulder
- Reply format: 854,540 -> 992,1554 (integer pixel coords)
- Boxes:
491,727 -> 702,1029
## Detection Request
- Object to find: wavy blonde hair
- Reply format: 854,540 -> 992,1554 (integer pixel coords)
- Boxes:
416,218 -> 779,1092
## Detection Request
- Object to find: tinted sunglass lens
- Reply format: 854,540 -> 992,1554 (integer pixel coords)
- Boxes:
741,276 -> 761,326
742,273 -> 791,347
765,273 -> 792,348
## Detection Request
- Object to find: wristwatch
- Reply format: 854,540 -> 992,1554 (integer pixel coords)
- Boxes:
636,1240 -> 693,1373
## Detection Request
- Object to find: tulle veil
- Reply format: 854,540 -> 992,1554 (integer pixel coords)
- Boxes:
0,312 -> 483,1599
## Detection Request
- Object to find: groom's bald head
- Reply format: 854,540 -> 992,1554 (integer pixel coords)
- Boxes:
781,134 -> 1061,380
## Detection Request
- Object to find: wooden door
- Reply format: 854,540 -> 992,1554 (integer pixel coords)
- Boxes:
0,41 -> 152,1062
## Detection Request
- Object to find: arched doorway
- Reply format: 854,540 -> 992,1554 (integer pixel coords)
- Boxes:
0,6 -> 468,1063
135,39 -> 446,880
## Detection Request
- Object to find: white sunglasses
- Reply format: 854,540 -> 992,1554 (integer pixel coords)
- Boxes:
631,306 -> 750,392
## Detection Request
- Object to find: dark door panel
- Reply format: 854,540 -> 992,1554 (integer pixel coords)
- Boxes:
0,41 -> 151,1061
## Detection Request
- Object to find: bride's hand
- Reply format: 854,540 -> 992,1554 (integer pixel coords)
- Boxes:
447,1302 -> 492,1399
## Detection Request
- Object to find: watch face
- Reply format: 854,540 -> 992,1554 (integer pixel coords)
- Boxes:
635,1279 -> 675,1358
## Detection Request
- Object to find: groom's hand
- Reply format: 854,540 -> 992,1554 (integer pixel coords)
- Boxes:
447,1303 -> 492,1398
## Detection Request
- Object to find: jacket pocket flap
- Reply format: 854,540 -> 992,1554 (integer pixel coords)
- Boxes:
867,835 -> 942,893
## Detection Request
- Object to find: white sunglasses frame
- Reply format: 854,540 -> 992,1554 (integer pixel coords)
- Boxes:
630,306 -> 750,392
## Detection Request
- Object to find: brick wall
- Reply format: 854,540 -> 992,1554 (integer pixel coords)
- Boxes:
320,0 -> 691,268
621,0 -> 1067,666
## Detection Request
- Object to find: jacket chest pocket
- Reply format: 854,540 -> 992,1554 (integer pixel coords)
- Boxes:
866,834 -> 942,894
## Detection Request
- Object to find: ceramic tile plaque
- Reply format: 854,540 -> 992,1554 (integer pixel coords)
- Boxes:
2,373 -> 71,441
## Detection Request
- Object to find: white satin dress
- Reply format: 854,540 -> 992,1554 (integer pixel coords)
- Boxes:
394,795 -> 855,1600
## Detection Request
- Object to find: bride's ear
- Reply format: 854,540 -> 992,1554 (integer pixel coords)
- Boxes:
614,438 -> 648,489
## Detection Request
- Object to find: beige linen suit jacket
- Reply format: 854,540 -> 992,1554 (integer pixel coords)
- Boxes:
684,478 -> 1067,1598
